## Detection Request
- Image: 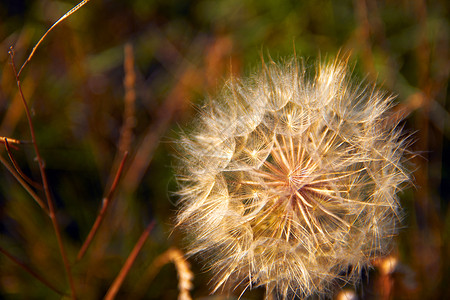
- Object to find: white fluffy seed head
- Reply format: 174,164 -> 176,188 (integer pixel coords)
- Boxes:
175,56 -> 410,299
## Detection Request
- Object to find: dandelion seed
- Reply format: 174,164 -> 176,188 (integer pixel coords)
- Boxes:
175,56 -> 410,299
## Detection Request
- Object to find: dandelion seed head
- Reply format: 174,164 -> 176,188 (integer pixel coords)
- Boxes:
175,56 -> 410,299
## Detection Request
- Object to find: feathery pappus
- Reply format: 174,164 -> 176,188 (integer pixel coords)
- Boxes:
175,55 -> 410,299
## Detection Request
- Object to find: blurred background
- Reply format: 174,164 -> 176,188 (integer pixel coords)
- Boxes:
0,0 -> 448,299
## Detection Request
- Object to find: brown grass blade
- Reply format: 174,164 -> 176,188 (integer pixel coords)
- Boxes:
9,49 -> 77,300
17,0 -> 92,77
133,248 -> 193,300
104,221 -> 155,300
77,151 -> 128,261
119,43 -> 136,155
0,154 -> 48,214
4,138 -> 43,190
0,246 -> 65,296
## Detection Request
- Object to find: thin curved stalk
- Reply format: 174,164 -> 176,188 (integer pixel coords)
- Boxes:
9,49 -> 77,300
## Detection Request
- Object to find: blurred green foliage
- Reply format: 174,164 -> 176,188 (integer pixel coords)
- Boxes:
0,0 -> 448,299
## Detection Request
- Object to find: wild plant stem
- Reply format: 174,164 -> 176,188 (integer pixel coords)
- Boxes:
0,154 -> 48,214
77,151 -> 128,261
104,221 -> 155,300
9,48 -> 77,300
17,0 -> 92,77
0,246 -> 65,296
4,138 -> 43,190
